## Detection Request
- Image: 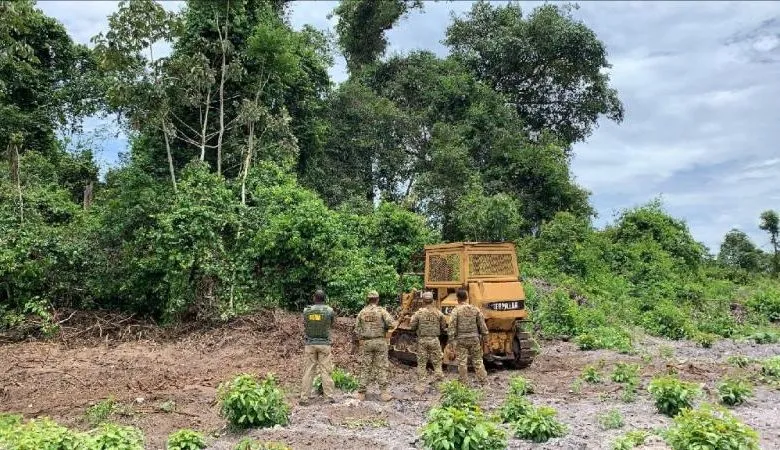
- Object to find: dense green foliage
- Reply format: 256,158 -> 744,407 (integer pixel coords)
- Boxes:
717,378 -> 753,407
313,367 -> 360,393
512,406 -> 567,443
438,380 -> 482,410
166,429 -> 207,450
648,376 -> 702,417
419,406 -> 506,450
1,0 -> 778,347
0,414 -> 145,450
663,405 -> 759,450
217,373 -> 290,429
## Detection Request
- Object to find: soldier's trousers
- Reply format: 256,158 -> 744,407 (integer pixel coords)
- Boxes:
358,338 -> 389,393
455,337 -> 487,383
416,337 -> 444,385
301,344 -> 335,399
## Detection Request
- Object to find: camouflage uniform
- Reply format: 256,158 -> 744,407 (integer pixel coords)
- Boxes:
448,302 -> 488,384
409,297 -> 446,389
355,298 -> 397,398
301,303 -> 336,400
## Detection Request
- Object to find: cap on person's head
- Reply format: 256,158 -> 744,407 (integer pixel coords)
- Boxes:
313,289 -> 326,302
421,291 -> 434,302
367,290 -> 380,299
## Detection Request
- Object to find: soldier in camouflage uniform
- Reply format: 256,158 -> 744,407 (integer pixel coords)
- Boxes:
354,290 -> 397,401
300,289 -> 336,405
409,291 -> 446,394
448,288 -> 488,384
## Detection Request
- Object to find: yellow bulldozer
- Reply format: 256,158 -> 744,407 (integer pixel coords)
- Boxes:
389,242 -> 537,369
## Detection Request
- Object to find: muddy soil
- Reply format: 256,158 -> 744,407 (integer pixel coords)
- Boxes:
1,311 -> 779,450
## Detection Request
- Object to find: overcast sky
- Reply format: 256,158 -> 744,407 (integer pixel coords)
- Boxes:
37,1 -> 780,253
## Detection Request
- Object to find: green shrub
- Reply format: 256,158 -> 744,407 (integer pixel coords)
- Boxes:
745,284 -> 780,322
0,417 -> 85,450
647,375 -> 701,417
727,355 -> 752,368
233,438 -> 291,450
536,289 -> 580,337
642,302 -> 691,340
420,406 -> 506,450
498,395 -> 533,423
750,331 -> 780,344
508,376 -> 534,396
574,327 -> 633,353
512,406 -> 567,443
582,365 -> 602,383
84,397 -> 116,426
760,356 -> 780,380
218,373 -> 290,428
611,363 -> 640,384
438,380 -> 481,410
167,429 -> 207,450
331,367 -> 359,392
664,405 -> 759,450
611,430 -> 649,450
88,423 -> 144,450
717,378 -> 753,406
597,409 -> 624,430
692,332 -> 717,348
313,367 -> 360,394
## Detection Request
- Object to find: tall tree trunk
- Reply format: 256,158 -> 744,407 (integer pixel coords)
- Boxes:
241,122 -> 254,206
163,122 -> 177,193
200,88 -> 212,161
216,5 -> 230,177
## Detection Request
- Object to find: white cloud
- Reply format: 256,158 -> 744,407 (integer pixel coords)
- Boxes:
36,0 -> 780,252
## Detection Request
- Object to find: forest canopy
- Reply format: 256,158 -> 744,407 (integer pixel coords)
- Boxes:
1,0 -> 778,343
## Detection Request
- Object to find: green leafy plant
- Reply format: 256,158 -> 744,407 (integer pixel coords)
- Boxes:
508,376 -> 534,396
582,365 -> 602,383
717,378 -> 753,406
438,380 -> 481,410
611,363 -> 640,384
420,406 -> 506,450
647,375 -> 701,417
692,332 -> 717,348
512,406 -> 567,443
88,423 -> 144,450
314,367 -> 360,393
598,409 -> 624,430
0,416 -> 85,450
760,356 -> 780,380
574,327 -> 633,353
84,397 -> 117,426
727,355 -> 751,368
664,404 -> 759,449
498,394 -> 533,423
749,331 -> 779,344
233,438 -> 291,450
218,373 -> 290,428
167,429 -> 207,450
611,430 -> 649,450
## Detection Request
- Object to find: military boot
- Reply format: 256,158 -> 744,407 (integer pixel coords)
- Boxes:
380,390 -> 393,402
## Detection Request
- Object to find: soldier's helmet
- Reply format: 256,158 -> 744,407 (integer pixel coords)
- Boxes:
366,290 -> 379,299
421,291 -> 434,302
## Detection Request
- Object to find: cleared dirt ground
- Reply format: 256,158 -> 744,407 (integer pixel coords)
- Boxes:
1,310 -> 779,449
